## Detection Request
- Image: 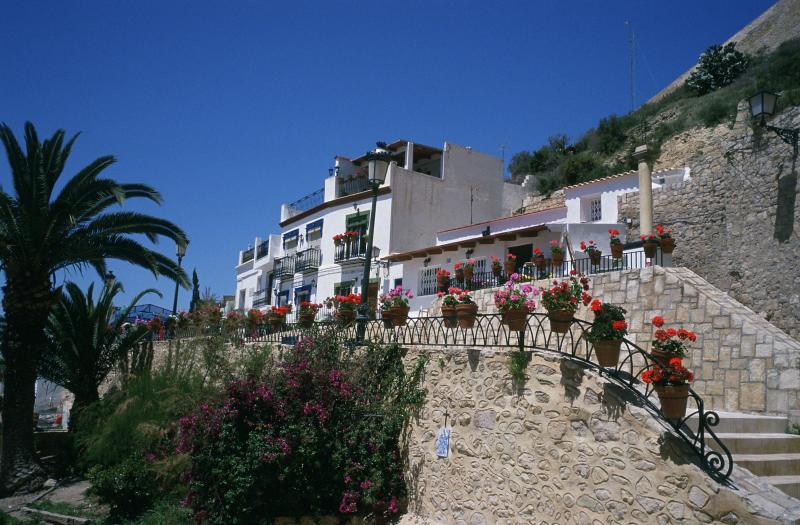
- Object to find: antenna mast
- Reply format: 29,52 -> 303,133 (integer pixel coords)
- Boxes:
626,20 -> 636,112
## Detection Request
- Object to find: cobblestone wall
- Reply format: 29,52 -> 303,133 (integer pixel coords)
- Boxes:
429,266 -> 800,418
619,104 -> 800,341
403,347 -> 800,524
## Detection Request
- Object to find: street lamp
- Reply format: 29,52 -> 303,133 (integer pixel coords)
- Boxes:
749,91 -> 798,153
356,142 -> 391,341
172,242 -> 188,314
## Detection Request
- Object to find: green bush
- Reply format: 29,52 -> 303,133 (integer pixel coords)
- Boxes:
558,152 -> 609,186
697,97 -> 733,128
129,498 -> 192,525
686,42 -> 749,95
88,455 -> 159,521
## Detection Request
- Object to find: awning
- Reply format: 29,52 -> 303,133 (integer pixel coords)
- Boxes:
306,219 -> 323,233
283,229 -> 299,240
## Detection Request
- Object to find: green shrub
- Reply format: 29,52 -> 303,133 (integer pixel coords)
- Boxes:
88,455 -> 159,520
697,97 -> 733,128
558,152 -> 609,186
686,42 -> 749,95
129,498 -> 192,525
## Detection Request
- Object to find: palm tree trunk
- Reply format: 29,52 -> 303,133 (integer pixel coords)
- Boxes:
68,389 -> 100,434
0,278 -> 51,494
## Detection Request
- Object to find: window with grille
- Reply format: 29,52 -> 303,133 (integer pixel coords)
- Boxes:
418,266 -> 441,297
589,198 -> 602,222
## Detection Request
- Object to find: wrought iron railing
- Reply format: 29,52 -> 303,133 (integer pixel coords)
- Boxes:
337,176 -> 372,197
253,289 -> 271,307
241,248 -> 254,264
273,255 -> 295,278
520,249 -> 664,281
285,188 -> 324,218
334,236 -> 368,263
256,240 -> 269,260
182,313 -> 732,483
295,247 -> 321,273
421,270 -> 506,296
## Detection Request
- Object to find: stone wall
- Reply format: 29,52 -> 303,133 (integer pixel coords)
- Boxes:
428,266 -> 800,418
620,104 -> 800,341
403,347 -> 800,524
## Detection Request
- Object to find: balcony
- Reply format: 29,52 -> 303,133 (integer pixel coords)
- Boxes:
295,247 -> 321,273
273,255 -> 296,278
334,236 -> 368,264
241,247 -> 255,264
253,288 -> 271,308
256,240 -> 269,260
337,175 -> 371,197
285,188 -> 324,219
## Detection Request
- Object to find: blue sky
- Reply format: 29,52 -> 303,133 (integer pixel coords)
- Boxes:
0,0 -> 774,310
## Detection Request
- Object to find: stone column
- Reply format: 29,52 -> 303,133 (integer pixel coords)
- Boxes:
405,141 -> 414,170
634,145 -> 653,236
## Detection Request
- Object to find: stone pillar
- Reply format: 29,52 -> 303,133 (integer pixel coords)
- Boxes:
634,145 -> 653,236
405,141 -> 414,170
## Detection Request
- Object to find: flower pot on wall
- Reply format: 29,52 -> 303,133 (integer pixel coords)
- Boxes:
298,312 -> 315,328
655,384 -> 690,421
337,309 -> 356,325
643,241 -> 659,259
546,309 -> 574,334
492,266 -> 502,278
502,307 -> 529,331
551,252 -> 565,267
589,251 -> 602,266
593,339 -> 622,367
611,244 -> 623,259
441,306 -> 458,329
455,269 -> 465,282
533,256 -> 547,270
504,261 -> 516,276
390,306 -> 410,327
464,266 -> 474,282
661,238 -> 675,254
381,310 -> 394,328
456,303 -> 478,329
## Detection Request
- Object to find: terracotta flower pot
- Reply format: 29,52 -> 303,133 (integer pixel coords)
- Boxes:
533,256 -> 547,270
441,305 -> 458,329
381,310 -> 394,328
504,261 -> 516,276
547,309 -> 574,334
589,251 -> 602,266
269,317 -> 285,331
611,243 -> 623,259
661,237 -> 675,254
593,339 -> 622,367
456,303 -> 478,329
337,309 -> 356,325
390,305 -> 410,327
502,306 -> 529,331
643,241 -> 659,259
649,348 -> 676,366
492,266 -> 502,278
463,266 -> 474,281
655,383 -> 690,421
298,312 -> 315,328
551,252 -> 565,266
455,269 -> 465,282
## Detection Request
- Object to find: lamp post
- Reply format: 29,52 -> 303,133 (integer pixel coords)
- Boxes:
172,242 -> 188,314
748,91 -> 798,242
356,142 -> 391,342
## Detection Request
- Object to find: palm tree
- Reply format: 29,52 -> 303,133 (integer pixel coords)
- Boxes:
0,122 -> 188,494
40,282 -> 160,432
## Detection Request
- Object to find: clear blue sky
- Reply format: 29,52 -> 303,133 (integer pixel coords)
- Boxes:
0,0 -> 774,310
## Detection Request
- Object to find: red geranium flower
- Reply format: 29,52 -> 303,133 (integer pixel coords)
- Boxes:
652,315 -> 665,328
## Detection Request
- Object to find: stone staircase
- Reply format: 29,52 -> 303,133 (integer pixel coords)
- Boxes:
698,411 -> 800,499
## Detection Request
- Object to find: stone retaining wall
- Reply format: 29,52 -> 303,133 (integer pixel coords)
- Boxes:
403,347 -> 800,524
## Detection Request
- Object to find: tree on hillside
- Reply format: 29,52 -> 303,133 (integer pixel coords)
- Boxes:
686,42 -> 749,96
0,122 -> 188,494
40,282 -> 160,431
558,151 -> 610,186
189,269 -> 201,312
507,135 -> 571,183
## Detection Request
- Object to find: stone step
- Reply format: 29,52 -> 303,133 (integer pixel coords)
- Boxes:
759,476 -> 800,500
734,453 -> 800,477
709,433 -> 800,454
688,411 -> 788,434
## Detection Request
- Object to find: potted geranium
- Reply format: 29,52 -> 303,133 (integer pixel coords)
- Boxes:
298,301 -> 320,328
386,286 -> 414,326
655,224 -> 675,254
494,273 -> 537,331
333,294 -> 360,325
642,357 -> 694,421
436,268 -> 451,292
438,288 -> 460,328
490,256 -> 503,278
550,239 -> 565,266
640,233 -> 659,259
378,294 -> 395,328
455,289 -> 478,329
649,315 -> 696,364
454,262 -> 465,282
246,308 -> 266,334
532,247 -> 546,270
504,253 -> 517,276
268,306 -> 288,331
586,300 -> 628,367
580,240 -> 602,266
463,259 -> 476,281
609,228 -> 623,259
540,274 -> 591,333
333,233 -> 344,246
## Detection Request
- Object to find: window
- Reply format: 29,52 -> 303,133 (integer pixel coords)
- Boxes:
346,211 -> 370,238
239,289 -> 246,309
306,219 -> 323,244
334,281 -> 354,296
418,266 -> 441,297
295,285 -> 312,304
393,278 -> 403,289
283,229 -> 299,251
581,196 -> 602,222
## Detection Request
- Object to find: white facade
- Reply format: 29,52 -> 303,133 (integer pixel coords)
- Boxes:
235,140 -> 521,311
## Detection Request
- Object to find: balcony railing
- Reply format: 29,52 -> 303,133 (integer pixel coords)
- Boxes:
241,248 -> 255,264
253,288 -> 271,307
338,175 -> 371,197
256,240 -> 269,260
420,270 -> 505,297
274,255 -> 295,278
334,236 -> 368,263
295,247 -> 321,273
286,188 -> 324,218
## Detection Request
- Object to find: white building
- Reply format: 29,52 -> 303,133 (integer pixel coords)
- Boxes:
385,167 -> 690,313
235,140 -> 525,313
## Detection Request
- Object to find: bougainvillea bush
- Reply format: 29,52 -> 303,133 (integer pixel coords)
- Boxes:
177,333 -> 427,524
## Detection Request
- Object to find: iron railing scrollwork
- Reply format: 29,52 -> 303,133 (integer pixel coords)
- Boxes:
182,312 -> 732,482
